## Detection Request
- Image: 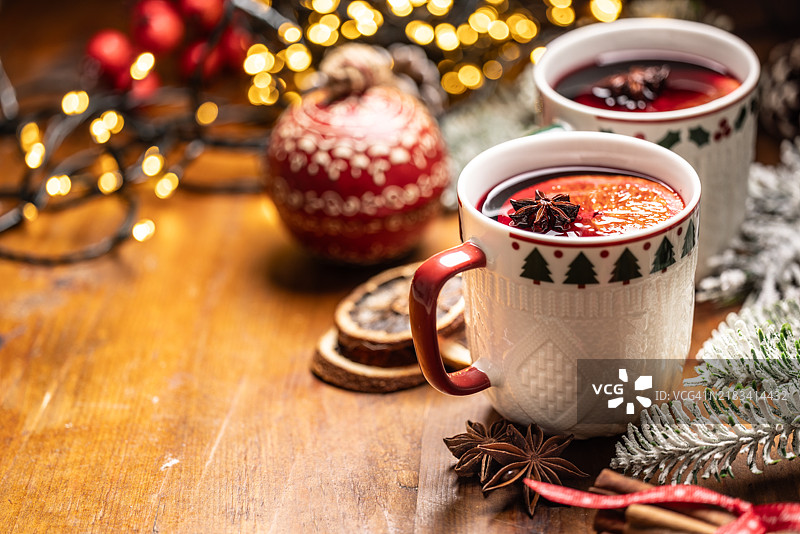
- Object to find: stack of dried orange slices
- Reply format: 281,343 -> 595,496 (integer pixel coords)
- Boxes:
312,262 -> 470,393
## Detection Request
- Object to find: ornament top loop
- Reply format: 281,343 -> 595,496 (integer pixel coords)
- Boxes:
318,44 -> 396,102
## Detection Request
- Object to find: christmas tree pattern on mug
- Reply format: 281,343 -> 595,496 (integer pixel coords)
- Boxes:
610,249 -> 642,285
516,217 -> 698,287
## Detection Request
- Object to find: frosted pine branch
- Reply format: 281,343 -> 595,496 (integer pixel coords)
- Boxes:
611,392 -> 800,484
612,299 -> 800,484
687,299 -> 800,391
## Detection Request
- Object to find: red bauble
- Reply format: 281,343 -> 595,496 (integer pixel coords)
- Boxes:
179,0 -> 225,31
220,26 -> 251,69
86,29 -> 134,76
265,87 -> 450,264
180,40 -> 223,80
132,0 -> 185,54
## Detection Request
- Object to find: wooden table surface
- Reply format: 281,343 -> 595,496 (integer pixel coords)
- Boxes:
2,2 -> 800,533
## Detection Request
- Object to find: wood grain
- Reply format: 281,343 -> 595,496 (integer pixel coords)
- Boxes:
1,1 -> 799,533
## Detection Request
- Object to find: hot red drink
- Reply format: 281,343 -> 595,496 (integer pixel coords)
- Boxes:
555,52 -> 741,112
480,167 -> 684,237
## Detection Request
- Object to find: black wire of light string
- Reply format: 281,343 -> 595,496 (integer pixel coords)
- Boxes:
0,0 -> 298,264
0,97 -> 142,264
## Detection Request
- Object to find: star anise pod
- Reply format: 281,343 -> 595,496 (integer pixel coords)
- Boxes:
509,191 -> 580,233
443,419 -> 510,483
479,424 -> 588,516
592,64 -> 670,109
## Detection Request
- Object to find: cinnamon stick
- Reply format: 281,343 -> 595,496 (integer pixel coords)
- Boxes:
594,470 -> 737,527
590,486 -> 619,496
622,526 -> 689,534
595,469 -> 653,494
625,504 -> 718,534
597,500 -> 720,533
594,509 -> 625,534
622,526 -> 686,534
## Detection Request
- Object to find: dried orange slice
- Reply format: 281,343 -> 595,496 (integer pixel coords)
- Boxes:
311,262 -> 468,393
311,328 -> 427,393
334,262 -> 464,367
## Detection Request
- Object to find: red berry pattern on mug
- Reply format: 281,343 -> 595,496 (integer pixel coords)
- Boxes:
713,118 -> 732,141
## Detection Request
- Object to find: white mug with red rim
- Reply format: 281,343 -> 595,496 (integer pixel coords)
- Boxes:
409,132 -> 701,438
532,18 -> 759,279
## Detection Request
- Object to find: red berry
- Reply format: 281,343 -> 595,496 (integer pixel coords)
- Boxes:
132,0 -> 185,54
220,26 -> 251,69
180,40 -> 223,80
179,0 -> 225,31
86,29 -> 135,76
130,71 -> 161,102
113,69 -> 134,92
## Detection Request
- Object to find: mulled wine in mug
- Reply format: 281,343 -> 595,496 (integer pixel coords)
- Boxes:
409,132 -> 701,438
532,18 -> 759,279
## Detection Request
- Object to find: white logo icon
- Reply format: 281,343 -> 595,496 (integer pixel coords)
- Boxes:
607,368 -> 652,414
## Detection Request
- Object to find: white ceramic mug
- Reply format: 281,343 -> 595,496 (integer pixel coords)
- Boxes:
532,18 -> 759,279
409,132 -> 701,438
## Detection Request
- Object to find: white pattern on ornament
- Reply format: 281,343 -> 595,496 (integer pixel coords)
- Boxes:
270,160 -> 449,218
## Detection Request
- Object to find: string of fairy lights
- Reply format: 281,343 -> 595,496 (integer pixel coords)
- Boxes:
0,0 -> 626,264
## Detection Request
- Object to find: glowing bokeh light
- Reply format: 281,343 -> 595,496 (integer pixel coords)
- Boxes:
285,43 -> 312,72
434,24 -> 459,51
457,64 -> 483,89
22,202 -> 38,221
195,101 -> 219,125
98,171 -> 123,194
483,60 -> 503,80
132,219 -> 156,242
61,91 -> 90,115
547,6 -> 575,26
406,20 -> 434,45
590,0 -> 622,22
530,46 -> 547,63
25,142 -> 45,168
19,122 -> 40,151
130,52 -> 155,80
155,172 -> 180,199
142,152 -> 165,177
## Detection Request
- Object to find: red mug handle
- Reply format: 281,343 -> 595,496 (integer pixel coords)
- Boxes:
409,241 -> 491,395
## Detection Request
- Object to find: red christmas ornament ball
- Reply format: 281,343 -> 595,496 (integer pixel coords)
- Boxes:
179,0 -> 225,31
265,86 -> 450,264
220,26 -> 251,69
86,29 -> 135,76
132,0 -> 185,54
180,40 -> 224,80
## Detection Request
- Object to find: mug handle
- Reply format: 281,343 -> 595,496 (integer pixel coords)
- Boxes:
409,241 -> 490,395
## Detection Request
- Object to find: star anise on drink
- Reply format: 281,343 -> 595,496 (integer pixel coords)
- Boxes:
509,191 -> 580,233
479,424 -> 588,516
443,419 -> 510,483
592,64 -> 670,109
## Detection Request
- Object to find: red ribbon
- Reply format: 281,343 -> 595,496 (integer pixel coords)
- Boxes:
523,478 -> 800,534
